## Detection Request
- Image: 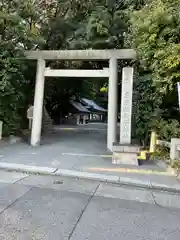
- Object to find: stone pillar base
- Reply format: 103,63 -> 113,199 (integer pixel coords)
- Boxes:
112,143 -> 141,166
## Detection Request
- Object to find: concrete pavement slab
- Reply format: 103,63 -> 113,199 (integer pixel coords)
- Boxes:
149,175 -> 180,192
13,173 -> 180,209
120,176 -> 151,188
0,183 -> 9,190
0,187 -> 90,240
1,175 -> 180,240
18,174 -> 99,195
0,184 -> 31,213
0,171 -> 28,184
95,183 -> 154,204
119,174 -> 180,193
70,196 -> 180,240
152,191 -> 180,209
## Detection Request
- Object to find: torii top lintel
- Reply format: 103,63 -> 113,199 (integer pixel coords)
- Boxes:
25,49 -> 136,60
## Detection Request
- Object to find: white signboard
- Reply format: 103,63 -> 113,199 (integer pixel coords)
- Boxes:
120,67 -> 134,144
177,82 -> 180,111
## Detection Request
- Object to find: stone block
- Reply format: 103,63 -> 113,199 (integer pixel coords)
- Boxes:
112,152 -> 139,166
170,138 -> 180,161
112,143 -> 140,166
112,143 -> 140,153
9,135 -> 22,144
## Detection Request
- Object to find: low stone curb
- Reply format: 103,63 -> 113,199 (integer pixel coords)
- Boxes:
155,159 -> 179,177
54,169 -> 119,182
0,162 -> 180,193
0,162 -> 56,174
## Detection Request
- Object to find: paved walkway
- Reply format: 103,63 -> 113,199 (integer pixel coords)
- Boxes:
0,123 -> 163,172
0,123 -> 179,191
0,170 -> 180,239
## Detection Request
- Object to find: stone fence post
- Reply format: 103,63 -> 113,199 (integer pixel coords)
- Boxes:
170,138 -> 180,161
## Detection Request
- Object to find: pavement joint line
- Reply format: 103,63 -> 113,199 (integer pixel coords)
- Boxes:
151,191 -> 158,205
13,174 -> 29,185
68,183 -> 100,240
53,168 -> 58,173
0,186 -> 33,216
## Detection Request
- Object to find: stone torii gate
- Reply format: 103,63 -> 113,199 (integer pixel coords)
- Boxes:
25,49 -> 136,152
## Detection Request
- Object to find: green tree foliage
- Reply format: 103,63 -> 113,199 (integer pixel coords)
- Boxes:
1,0 -> 180,143
42,0 -> 130,118
130,0 -> 180,93
0,0 -> 43,135
128,0 -> 180,142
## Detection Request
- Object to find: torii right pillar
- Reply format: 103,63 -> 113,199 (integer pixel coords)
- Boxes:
112,67 -> 140,166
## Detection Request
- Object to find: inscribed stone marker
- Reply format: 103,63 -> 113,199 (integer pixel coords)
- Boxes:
120,67 -> 134,144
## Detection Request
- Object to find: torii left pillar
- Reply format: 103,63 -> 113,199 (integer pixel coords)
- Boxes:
31,59 -> 45,146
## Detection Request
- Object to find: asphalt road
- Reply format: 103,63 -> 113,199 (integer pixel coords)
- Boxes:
0,170 -> 180,240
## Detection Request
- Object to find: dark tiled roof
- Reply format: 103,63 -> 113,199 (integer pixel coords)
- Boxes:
70,100 -> 90,113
